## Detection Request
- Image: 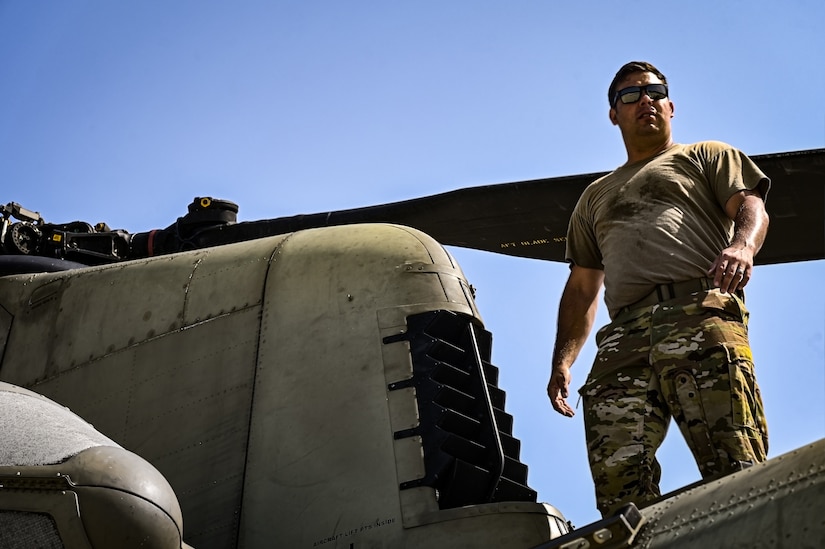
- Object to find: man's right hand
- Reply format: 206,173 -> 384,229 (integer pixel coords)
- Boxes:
547,365 -> 575,417
547,265 -> 602,419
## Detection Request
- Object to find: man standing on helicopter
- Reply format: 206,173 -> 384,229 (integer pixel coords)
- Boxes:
546,61 -> 770,517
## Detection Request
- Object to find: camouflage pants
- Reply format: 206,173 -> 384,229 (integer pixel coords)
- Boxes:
579,289 -> 769,517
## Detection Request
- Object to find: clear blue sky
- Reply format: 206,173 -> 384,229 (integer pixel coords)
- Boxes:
2,1 -> 823,530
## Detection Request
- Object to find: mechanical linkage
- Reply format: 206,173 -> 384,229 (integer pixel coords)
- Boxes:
0,197 -> 240,266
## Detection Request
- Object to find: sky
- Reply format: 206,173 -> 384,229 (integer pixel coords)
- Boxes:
2,0 -> 824,531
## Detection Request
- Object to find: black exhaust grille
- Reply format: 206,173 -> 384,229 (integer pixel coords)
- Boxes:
385,310 -> 537,509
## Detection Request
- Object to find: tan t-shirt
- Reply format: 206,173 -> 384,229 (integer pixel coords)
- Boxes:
566,141 -> 770,318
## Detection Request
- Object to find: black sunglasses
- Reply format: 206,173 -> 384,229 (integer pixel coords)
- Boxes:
612,83 -> 668,106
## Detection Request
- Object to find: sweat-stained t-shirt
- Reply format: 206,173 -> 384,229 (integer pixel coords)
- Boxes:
565,141 -> 770,319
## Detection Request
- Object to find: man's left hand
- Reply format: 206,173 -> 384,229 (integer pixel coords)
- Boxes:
707,246 -> 752,294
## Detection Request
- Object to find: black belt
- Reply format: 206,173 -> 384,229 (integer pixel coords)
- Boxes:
619,277 -> 732,315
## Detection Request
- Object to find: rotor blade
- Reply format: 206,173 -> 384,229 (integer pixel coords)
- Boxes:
202,171 -> 594,262
197,148 -> 825,265
755,148 -> 825,265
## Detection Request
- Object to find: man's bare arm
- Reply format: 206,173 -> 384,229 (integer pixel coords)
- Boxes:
547,265 -> 604,417
708,189 -> 770,293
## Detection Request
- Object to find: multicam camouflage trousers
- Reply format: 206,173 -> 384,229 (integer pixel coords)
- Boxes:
579,289 -> 769,517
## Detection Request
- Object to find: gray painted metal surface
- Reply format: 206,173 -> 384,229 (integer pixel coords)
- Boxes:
0,224 -> 567,548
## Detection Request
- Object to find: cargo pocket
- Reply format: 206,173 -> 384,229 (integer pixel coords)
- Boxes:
726,345 -> 760,430
714,342 -> 770,462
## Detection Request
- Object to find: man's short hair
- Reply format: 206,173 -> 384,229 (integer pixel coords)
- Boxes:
608,61 -> 668,106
